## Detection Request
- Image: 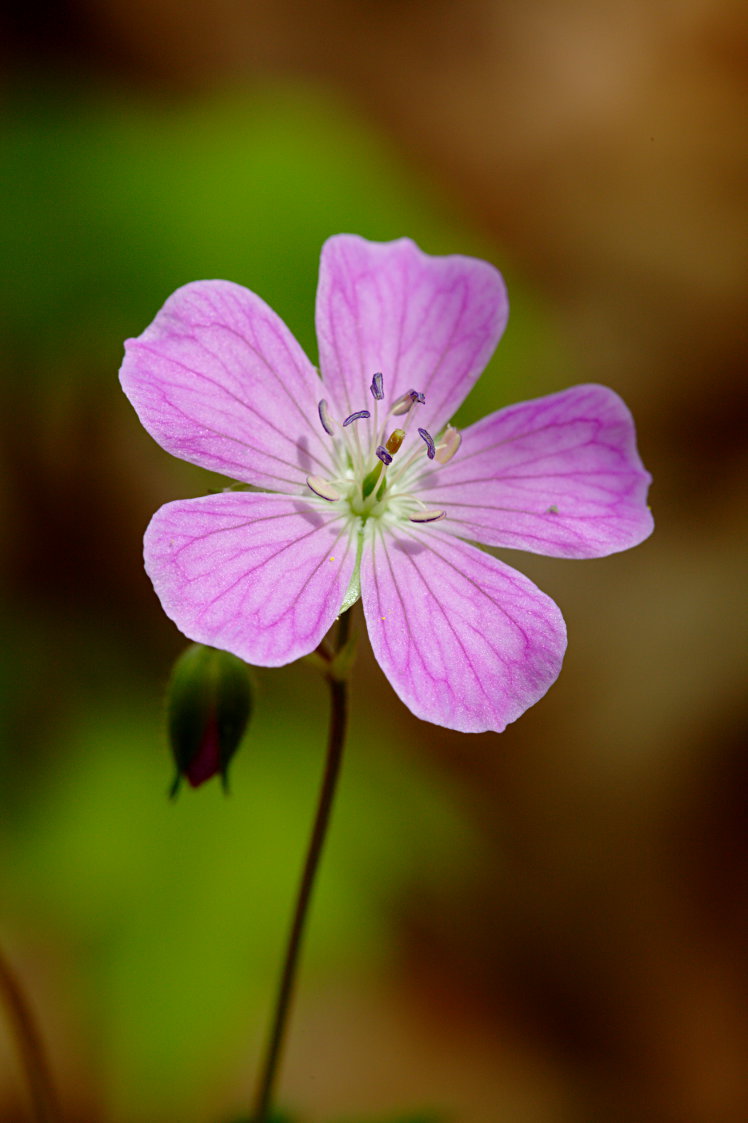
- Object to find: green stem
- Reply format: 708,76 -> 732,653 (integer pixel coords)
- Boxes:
0,941 -> 61,1123
251,611 -> 353,1123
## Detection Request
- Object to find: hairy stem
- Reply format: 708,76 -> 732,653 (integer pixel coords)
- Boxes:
251,611 -> 352,1122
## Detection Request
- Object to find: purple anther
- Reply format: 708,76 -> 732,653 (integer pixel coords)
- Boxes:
376,445 -> 393,466
341,408 -> 370,424
418,427 -> 436,459
317,399 -> 335,435
306,474 -> 342,502
370,372 -> 384,401
410,389 -> 426,405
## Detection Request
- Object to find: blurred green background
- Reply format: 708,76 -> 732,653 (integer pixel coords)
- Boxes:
1,3 -> 747,1122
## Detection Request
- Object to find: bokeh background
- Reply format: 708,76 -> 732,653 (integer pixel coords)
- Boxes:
2,2 -> 747,1121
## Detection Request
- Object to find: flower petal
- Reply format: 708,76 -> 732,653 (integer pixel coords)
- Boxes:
144,492 -> 356,666
316,235 -> 508,434
417,384 -> 654,558
121,281 -> 333,492
360,524 -> 566,733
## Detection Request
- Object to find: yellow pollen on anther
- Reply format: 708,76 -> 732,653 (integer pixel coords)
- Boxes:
385,428 -> 406,455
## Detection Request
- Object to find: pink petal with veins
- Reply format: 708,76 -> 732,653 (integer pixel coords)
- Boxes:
121,281 -> 332,493
361,524 -> 566,733
144,493 -> 356,666
316,235 -> 507,434
418,384 -> 653,558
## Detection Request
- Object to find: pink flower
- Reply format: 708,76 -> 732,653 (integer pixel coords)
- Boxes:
120,235 -> 653,733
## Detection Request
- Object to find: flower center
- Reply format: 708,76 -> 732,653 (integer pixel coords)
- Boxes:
306,372 -> 461,527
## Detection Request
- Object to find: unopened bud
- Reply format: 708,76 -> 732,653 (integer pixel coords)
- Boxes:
167,644 -> 253,796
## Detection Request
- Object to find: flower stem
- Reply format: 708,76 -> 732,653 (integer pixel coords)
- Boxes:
251,610 -> 353,1123
0,941 -> 61,1123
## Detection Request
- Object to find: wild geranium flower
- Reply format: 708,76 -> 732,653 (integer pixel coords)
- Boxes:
120,235 -> 653,733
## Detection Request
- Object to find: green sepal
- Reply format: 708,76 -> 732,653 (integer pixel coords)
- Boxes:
338,522 -> 366,616
329,623 -> 358,682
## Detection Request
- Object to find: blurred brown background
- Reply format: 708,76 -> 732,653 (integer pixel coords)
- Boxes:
1,2 -> 747,1122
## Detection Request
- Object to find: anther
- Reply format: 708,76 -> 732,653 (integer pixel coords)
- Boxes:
391,388 -> 426,416
409,509 -> 446,523
376,446 -> 393,465
306,475 -> 342,502
317,400 -> 335,435
390,392 -> 412,416
370,372 -> 384,401
418,427 -> 436,460
435,424 -> 461,464
343,410 -> 371,426
385,428 -> 406,455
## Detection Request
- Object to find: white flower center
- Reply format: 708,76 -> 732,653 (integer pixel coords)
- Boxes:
306,372 -> 460,529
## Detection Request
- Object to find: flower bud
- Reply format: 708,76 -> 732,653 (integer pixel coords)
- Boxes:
167,644 -> 253,796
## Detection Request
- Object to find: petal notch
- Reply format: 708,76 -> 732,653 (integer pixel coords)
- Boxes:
316,235 -> 508,434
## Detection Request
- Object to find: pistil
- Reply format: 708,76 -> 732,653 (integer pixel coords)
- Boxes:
361,460 -> 383,500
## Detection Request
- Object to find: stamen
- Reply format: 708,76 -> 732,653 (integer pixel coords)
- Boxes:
317,399 -> 335,435
417,427 -> 436,460
376,446 -> 392,465
385,428 -> 406,455
370,372 -> 384,400
306,475 -> 342,502
390,393 -> 412,417
343,410 -> 371,426
435,424 -> 461,464
409,509 -> 446,523
391,388 -> 426,416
